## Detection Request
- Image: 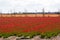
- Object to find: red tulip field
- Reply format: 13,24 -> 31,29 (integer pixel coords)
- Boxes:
0,17 -> 60,38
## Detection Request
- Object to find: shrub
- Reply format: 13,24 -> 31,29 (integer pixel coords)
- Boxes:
40,33 -> 46,38
2,33 -> 10,38
17,34 -> 22,37
28,32 -> 40,38
40,32 -> 59,39
0,34 -> 2,38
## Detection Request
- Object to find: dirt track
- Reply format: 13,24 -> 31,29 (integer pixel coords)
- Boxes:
0,14 -> 60,17
0,35 -> 60,40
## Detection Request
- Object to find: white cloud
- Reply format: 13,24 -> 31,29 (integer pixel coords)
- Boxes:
0,0 -> 60,13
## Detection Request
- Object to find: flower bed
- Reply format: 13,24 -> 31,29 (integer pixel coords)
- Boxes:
0,17 -> 60,38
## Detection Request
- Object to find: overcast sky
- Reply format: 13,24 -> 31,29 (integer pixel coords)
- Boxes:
0,0 -> 60,13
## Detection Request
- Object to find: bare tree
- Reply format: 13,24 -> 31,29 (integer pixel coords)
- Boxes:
24,9 -> 27,13
58,9 -> 60,14
10,10 -> 13,16
35,10 -> 37,13
58,9 -> 60,17
24,9 -> 27,17
42,8 -> 45,17
0,9 -> 2,17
